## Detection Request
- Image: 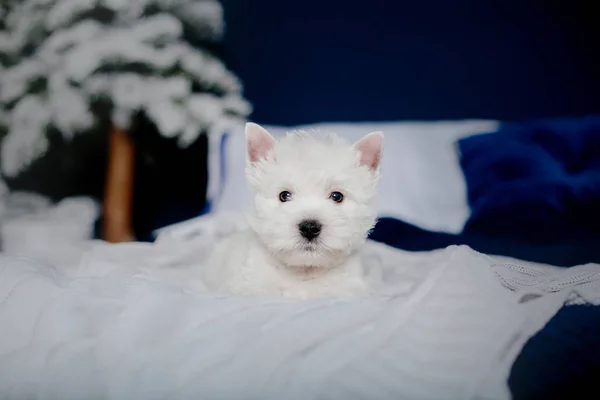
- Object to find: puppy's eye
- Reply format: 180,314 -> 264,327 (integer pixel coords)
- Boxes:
329,191 -> 344,203
279,191 -> 293,202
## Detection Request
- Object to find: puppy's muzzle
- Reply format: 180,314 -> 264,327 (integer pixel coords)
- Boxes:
298,219 -> 322,241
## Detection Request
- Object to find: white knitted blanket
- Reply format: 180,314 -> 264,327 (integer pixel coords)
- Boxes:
0,213 -> 598,400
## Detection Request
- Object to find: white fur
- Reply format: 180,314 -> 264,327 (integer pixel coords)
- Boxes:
203,123 -> 383,298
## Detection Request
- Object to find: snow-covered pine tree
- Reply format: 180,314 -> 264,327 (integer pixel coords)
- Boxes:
0,0 -> 252,178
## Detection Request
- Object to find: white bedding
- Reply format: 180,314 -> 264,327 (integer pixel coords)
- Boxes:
1,213 -> 599,400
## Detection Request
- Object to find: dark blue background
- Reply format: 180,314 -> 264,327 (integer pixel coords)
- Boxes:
221,0 -> 600,125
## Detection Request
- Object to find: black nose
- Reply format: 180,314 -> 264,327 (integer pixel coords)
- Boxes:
298,219 -> 322,240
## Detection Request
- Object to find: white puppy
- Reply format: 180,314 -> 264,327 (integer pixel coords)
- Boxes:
203,123 -> 383,298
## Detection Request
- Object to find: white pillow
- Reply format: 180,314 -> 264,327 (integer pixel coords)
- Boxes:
210,120 -> 498,234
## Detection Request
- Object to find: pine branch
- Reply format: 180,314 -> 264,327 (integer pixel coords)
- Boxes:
0,0 -> 251,177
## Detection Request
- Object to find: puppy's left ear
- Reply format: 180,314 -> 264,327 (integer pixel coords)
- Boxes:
245,122 -> 276,164
353,131 -> 384,171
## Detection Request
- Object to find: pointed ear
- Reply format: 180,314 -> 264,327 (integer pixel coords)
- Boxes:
245,122 -> 276,164
353,131 -> 384,171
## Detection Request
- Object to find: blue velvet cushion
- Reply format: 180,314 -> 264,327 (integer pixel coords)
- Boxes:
458,116 -> 600,242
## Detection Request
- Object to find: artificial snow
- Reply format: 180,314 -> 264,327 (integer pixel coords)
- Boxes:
0,0 -> 251,177
46,0 -> 98,30
1,95 -> 52,177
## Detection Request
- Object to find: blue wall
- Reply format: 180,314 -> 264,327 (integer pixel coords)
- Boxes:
222,0 -> 600,125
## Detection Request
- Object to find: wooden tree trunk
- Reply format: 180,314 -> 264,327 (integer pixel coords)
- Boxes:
103,125 -> 136,243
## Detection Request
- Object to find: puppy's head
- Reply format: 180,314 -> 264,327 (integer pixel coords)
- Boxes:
244,123 -> 383,268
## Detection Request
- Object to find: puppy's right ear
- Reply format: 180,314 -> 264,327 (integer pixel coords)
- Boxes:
353,131 -> 384,171
245,122 -> 276,164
